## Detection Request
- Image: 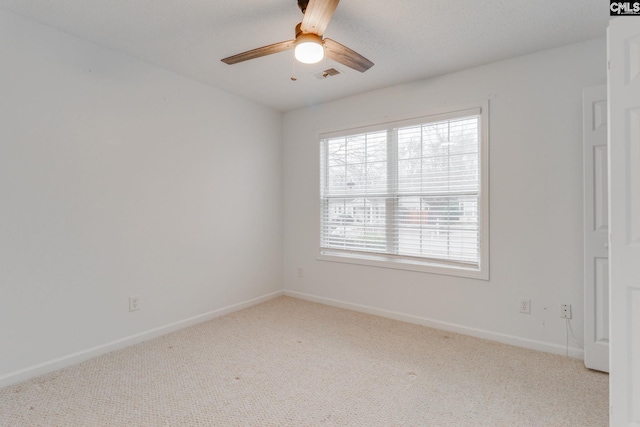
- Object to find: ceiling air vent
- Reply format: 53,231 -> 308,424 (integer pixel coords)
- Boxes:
313,67 -> 341,79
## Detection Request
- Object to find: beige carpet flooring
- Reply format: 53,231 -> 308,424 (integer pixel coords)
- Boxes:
0,296 -> 608,426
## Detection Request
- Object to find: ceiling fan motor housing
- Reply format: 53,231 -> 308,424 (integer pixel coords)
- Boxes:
296,22 -> 322,38
297,0 -> 310,14
296,32 -> 322,46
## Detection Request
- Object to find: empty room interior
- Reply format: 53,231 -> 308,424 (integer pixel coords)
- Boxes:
0,1 -> 637,426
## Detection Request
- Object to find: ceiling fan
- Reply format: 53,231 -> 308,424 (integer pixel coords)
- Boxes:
221,0 -> 373,73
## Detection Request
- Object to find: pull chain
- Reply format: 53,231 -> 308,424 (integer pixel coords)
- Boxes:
291,53 -> 297,81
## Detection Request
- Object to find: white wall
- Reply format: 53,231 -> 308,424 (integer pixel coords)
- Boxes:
283,38 -> 607,356
0,10 -> 283,384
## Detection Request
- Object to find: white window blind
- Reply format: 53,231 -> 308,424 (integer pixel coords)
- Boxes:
320,108 -> 485,273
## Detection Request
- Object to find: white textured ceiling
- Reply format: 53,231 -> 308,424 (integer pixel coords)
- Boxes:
0,0 -> 608,112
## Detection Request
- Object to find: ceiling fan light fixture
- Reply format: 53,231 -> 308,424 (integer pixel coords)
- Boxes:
221,1 -> 373,73
295,33 -> 324,64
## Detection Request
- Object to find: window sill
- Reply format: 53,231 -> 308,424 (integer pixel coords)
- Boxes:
317,250 -> 489,280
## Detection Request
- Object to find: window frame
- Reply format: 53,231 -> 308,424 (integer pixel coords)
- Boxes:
317,101 -> 489,280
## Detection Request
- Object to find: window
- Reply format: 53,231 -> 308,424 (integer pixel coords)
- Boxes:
319,104 -> 488,279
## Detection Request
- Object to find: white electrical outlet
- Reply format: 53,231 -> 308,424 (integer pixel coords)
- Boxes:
519,298 -> 531,314
560,304 -> 572,319
129,296 -> 140,312
297,267 -> 304,278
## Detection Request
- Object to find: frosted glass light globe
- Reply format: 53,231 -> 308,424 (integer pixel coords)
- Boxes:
295,34 -> 324,64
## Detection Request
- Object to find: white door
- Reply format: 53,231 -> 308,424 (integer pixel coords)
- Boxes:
608,17 -> 640,426
583,85 -> 609,373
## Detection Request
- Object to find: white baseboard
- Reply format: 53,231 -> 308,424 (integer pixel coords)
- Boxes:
284,290 -> 584,360
0,290 -> 284,389
2,289 -> 583,390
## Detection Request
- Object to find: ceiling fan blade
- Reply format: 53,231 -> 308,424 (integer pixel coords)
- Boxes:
301,0 -> 339,36
323,38 -> 373,73
221,40 -> 295,65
